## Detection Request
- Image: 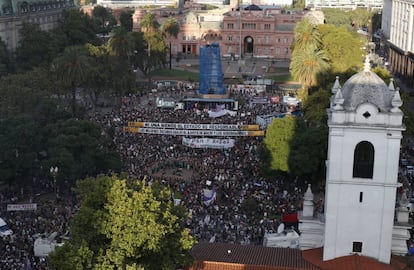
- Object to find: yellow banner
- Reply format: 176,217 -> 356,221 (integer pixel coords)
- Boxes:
123,127 -> 265,137
128,122 -> 144,127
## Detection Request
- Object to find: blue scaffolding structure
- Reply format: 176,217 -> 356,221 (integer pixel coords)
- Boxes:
199,43 -> 226,97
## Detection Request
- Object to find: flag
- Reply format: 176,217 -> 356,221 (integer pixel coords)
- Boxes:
203,189 -> 216,206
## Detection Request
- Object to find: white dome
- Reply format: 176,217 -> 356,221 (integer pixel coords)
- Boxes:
341,69 -> 392,112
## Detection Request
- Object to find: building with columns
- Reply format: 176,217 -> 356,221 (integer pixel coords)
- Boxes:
381,0 -> 414,88
0,0 -> 75,51
132,5 -> 306,59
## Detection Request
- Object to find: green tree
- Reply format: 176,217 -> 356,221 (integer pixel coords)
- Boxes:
119,10 -> 134,32
292,18 -> 322,52
0,37 -> 12,77
372,66 -> 393,85
302,88 -> 330,125
48,175 -> 195,270
15,23 -> 57,71
52,45 -> 91,117
288,119 -> 328,184
140,12 -> 160,57
104,56 -> 136,105
292,0 -> 305,9
45,119 -> 121,184
0,67 -> 54,118
322,8 -> 352,27
0,117 -> 42,185
263,116 -> 297,172
349,8 -> 371,30
131,31 -> 166,77
83,44 -> 111,109
51,9 -> 101,50
108,27 -> 133,59
290,46 -> 330,99
161,17 -> 180,69
318,24 -> 364,74
92,5 -> 116,34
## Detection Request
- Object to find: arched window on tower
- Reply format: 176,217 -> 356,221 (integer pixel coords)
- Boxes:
353,141 -> 374,179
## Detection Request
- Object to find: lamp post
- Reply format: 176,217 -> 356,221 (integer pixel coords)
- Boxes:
50,166 -> 58,197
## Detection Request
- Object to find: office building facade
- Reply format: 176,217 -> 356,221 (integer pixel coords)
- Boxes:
0,0 -> 75,51
381,0 -> 414,88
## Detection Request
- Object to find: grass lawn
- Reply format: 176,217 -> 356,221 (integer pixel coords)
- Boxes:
150,68 -> 199,82
267,74 -> 294,82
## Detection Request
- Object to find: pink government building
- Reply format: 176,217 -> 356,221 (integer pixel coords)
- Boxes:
131,3 -> 312,59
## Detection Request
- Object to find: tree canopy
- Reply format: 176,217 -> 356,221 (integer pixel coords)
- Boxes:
290,18 -> 329,99
48,175 -> 195,270
263,116 -> 297,173
318,24 -> 364,74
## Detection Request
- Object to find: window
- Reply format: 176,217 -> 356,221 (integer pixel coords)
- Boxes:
264,23 -> 271,30
284,37 -> 289,43
352,242 -> 362,253
359,192 -> 363,203
265,36 -> 269,44
228,35 -> 233,41
277,38 -> 281,43
182,35 -> 186,41
353,141 -> 374,179
228,23 -> 234,29
242,23 -> 256,29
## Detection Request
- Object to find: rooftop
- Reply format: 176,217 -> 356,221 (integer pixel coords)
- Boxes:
189,243 -> 319,270
188,244 -> 412,270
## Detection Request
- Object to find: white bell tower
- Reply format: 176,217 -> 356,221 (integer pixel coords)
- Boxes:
323,58 -> 404,264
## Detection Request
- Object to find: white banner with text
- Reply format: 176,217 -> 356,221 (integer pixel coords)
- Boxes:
182,137 -> 235,149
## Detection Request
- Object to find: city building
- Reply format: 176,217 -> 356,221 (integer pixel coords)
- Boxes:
305,0 -> 383,10
0,0 -> 75,51
221,6 -> 305,59
381,0 -> 414,88
132,5 -> 305,59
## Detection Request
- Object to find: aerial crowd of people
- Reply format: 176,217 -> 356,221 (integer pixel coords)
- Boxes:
1,82 -> 413,269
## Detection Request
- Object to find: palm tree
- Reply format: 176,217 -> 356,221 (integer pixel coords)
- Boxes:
290,46 -> 330,99
292,18 -> 322,52
52,45 -> 90,117
108,27 -> 133,59
140,13 -> 160,57
161,17 -> 180,69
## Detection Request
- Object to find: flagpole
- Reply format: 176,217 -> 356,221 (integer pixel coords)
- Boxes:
239,0 -> 242,59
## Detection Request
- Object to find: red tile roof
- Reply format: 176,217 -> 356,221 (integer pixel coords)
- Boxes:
188,243 -> 320,270
302,248 -> 409,270
187,244 -> 412,270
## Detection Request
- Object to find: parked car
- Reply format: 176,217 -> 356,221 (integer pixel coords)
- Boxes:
0,218 -> 13,237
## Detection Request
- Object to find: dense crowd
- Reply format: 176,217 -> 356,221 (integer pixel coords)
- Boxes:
0,186 -> 77,269
90,85 -> 308,246
1,82 -> 413,269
